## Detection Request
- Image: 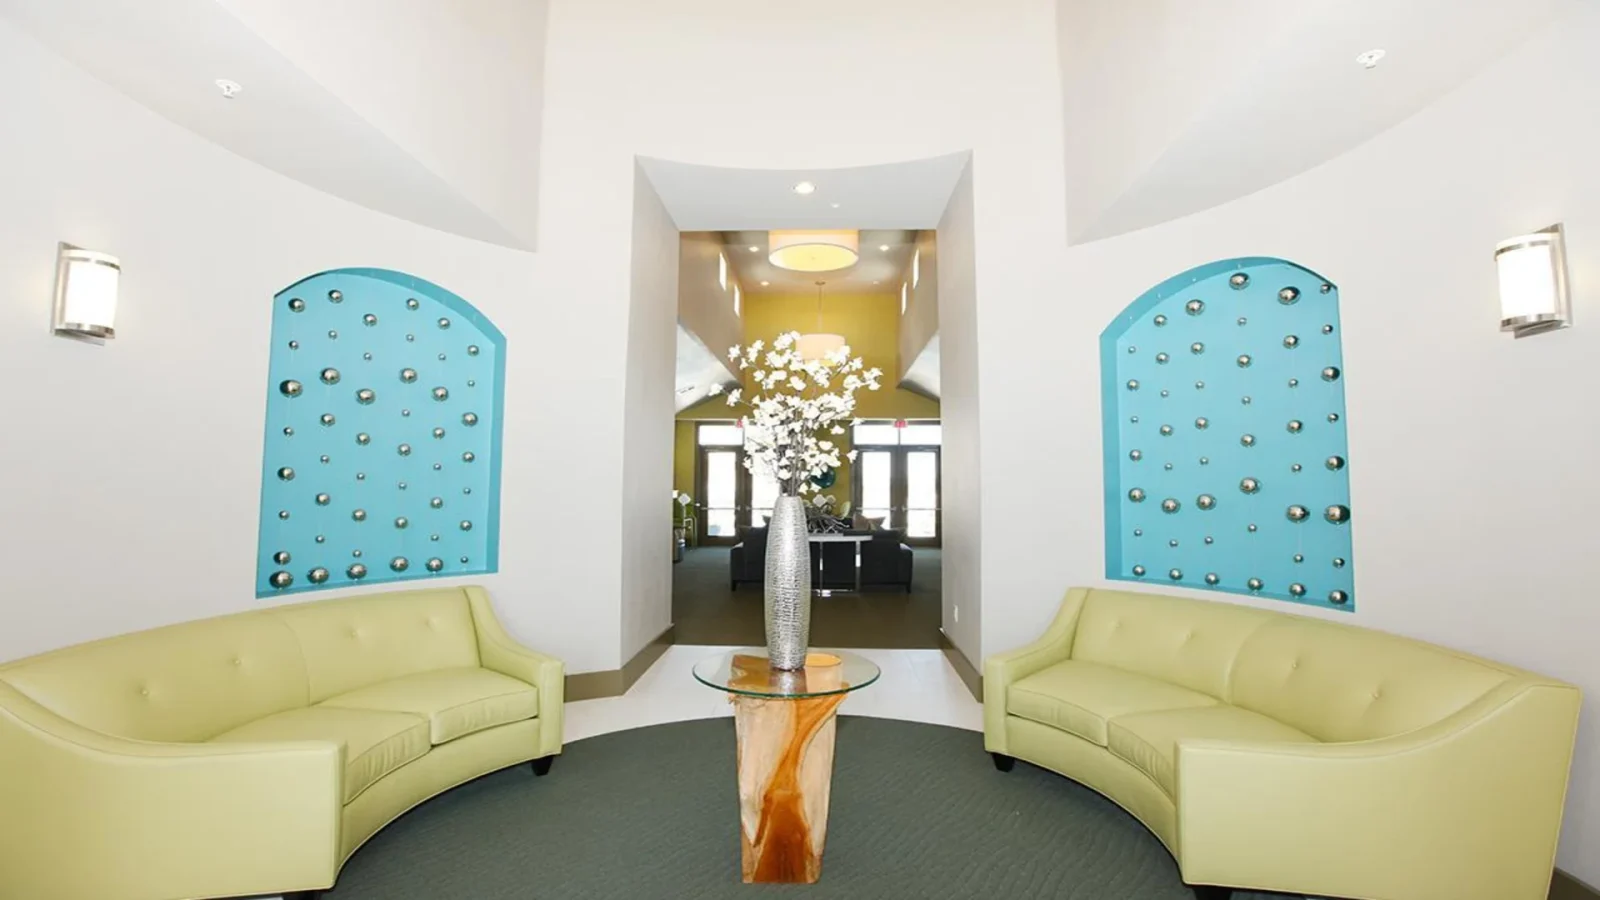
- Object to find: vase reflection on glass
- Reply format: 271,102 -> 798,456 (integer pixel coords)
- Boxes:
764,494 -> 812,670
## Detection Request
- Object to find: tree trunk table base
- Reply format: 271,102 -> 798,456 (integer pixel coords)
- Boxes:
733,690 -> 846,883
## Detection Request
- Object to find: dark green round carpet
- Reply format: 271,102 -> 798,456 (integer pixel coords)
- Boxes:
325,717 -> 1285,900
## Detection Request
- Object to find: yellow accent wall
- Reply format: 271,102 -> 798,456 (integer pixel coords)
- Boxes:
675,289 -> 938,515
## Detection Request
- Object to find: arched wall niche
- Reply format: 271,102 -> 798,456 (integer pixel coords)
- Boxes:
1100,257 -> 1354,611
256,267 -> 506,597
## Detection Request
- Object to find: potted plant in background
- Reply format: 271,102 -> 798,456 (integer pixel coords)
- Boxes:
710,332 -> 881,669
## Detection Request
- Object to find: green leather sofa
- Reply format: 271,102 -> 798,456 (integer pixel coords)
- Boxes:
984,587 -> 1580,900
0,585 -> 563,900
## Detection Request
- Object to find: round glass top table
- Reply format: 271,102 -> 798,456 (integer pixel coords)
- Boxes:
693,648 -> 880,885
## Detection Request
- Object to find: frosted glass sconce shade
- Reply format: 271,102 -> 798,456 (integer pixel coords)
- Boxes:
53,243 -> 120,339
768,230 -> 860,272
1495,224 -> 1571,338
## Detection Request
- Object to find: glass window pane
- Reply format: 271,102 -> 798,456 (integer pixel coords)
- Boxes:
907,452 -> 938,508
907,509 -> 937,538
698,424 -> 743,446
707,510 -> 736,536
751,466 -> 779,528
706,451 -> 737,507
900,423 -> 941,445
861,451 -> 891,510
853,423 -> 899,445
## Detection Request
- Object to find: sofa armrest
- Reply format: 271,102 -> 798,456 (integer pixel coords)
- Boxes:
0,681 -> 342,900
1175,679 -> 1581,900
465,585 -> 565,757
982,587 -> 1090,753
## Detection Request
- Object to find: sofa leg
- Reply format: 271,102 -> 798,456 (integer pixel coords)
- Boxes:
990,752 -> 1016,772
531,756 -> 554,777
1188,886 -> 1232,900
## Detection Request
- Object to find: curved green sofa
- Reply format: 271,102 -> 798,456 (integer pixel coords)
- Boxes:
984,587 -> 1579,900
0,585 -> 563,900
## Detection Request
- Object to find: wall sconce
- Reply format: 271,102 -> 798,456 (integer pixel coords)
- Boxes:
52,242 -> 120,340
1495,224 -> 1571,339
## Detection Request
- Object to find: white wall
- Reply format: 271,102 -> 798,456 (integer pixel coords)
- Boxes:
0,18 -> 634,674
936,164 -> 982,663
985,8 -> 1600,880
618,164 -> 678,660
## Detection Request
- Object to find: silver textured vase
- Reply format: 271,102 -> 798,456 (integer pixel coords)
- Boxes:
764,494 -> 812,670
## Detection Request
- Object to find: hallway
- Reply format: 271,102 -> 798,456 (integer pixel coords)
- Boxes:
671,546 -> 943,648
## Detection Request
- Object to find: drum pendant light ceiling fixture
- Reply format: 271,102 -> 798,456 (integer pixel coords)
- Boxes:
796,280 -> 846,361
768,230 -> 860,273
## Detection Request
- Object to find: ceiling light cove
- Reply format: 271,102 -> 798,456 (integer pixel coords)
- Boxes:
768,230 -> 860,273
792,181 -> 817,195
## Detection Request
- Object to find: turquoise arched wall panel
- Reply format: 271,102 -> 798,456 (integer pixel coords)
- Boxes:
256,268 -> 505,597
1101,257 -> 1354,611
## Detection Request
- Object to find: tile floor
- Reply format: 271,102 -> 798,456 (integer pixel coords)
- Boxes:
564,645 -> 983,742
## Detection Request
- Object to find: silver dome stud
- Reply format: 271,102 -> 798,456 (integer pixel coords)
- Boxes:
1283,335 -> 1300,349
1191,342 -> 1205,355
400,368 -> 418,383
352,550 -> 363,558
1133,529 -> 1143,537
328,330 -> 339,339
328,289 -> 343,302
1333,558 -> 1347,568
356,388 -> 376,404
462,412 -> 479,426
1199,456 -> 1210,465
398,443 -> 412,456
320,413 -> 336,426
462,451 -> 475,463
363,313 -> 378,327
1168,539 -> 1179,548
407,297 -> 420,310
272,550 -> 291,565
1240,477 -> 1260,494
1322,366 -> 1341,382
1328,413 -> 1340,423
1320,283 -> 1333,294
432,386 -> 449,401
1128,488 -> 1146,502
1247,577 -> 1264,591
1131,416 -> 1139,423
1237,354 -> 1252,368
1195,381 -> 1205,390
433,427 -> 446,439
1288,377 -> 1300,387
1247,523 -> 1258,532
1160,424 -> 1174,436
1294,553 -> 1305,563
1186,299 -> 1205,315
1241,395 -> 1252,405
1156,352 -> 1170,364
1237,316 -> 1248,326
438,317 -> 451,329
347,563 -> 368,580
356,432 -> 371,445
1324,504 -> 1351,524
1160,389 -> 1170,397
356,472 -> 366,480
1128,346 -> 1137,354
1289,583 -> 1307,597
320,367 -> 340,385
363,352 -> 373,361
1127,379 -> 1140,391
280,380 -> 303,397
315,534 -> 325,543
308,567 -> 329,584
287,297 -> 305,312
1286,504 -> 1310,522
1164,462 -> 1174,471
430,497 -> 444,509
1167,568 -> 1182,581
390,557 -> 409,573
467,345 -> 480,356
1196,494 -> 1216,510
1204,573 -> 1220,585
269,571 -> 293,589
315,493 -> 330,506
1322,324 -> 1334,335
288,340 -> 300,350
320,455 -> 330,463
1129,449 -> 1143,461
1204,536 -> 1214,545
394,516 -> 409,530
459,520 -> 473,531
1291,463 -> 1303,472
397,481 -> 407,490
1279,286 -> 1300,304
1240,434 -> 1256,447
1154,314 -> 1168,327
406,334 -> 415,342
1326,455 -> 1346,471
426,558 -> 444,572
1287,420 -> 1303,434
1132,565 -> 1146,577
1328,589 -> 1349,605
1229,273 -> 1249,289
1195,417 -> 1208,430
277,466 -> 294,481
1161,498 -> 1180,514
352,509 -> 367,522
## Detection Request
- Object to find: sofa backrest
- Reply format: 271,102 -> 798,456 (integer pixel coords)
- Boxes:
1229,616 -> 1514,742
1072,588 -> 1270,699
272,587 -> 480,703
0,587 -> 483,741
0,611 -> 309,743
1071,587 -> 1519,742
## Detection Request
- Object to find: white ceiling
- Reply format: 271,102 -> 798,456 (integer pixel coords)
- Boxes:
637,153 -> 970,232
1058,0 -> 1580,243
0,0 -> 544,250
721,230 -> 916,297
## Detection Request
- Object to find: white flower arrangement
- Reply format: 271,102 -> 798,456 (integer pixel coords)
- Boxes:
708,332 -> 881,496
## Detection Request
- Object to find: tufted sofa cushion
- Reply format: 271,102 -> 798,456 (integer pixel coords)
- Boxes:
1009,660 -> 1217,745
1228,617 -> 1515,742
1069,588 -> 1270,700
319,667 -> 538,745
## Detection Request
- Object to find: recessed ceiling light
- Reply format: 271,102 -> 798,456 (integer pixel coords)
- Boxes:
748,245 -> 759,252
878,244 -> 890,252
760,281 -> 770,286
830,202 -> 841,209
1356,49 -> 1386,69
792,181 -> 817,195
873,280 -> 881,285
215,78 -> 242,99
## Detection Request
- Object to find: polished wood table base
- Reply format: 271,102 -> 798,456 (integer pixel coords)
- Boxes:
733,690 -> 846,883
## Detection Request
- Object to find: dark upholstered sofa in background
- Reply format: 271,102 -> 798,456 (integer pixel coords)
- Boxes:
731,527 -> 914,592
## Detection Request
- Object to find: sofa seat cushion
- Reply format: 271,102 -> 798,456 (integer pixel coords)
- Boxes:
1008,660 -> 1218,746
1107,705 -> 1316,797
316,667 -> 538,745
210,706 -> 429,803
